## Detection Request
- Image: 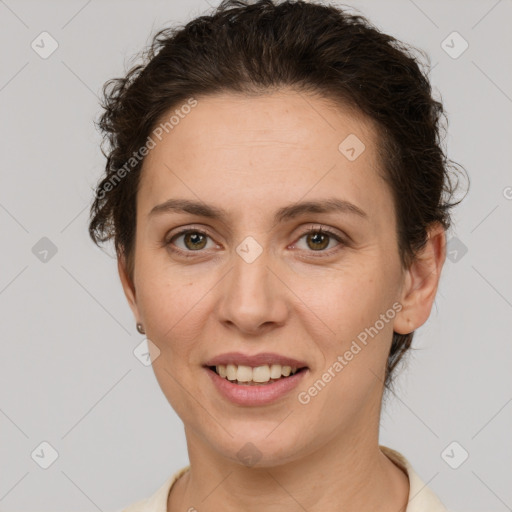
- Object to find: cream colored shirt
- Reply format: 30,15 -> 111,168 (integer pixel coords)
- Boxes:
121,446 -> 447,512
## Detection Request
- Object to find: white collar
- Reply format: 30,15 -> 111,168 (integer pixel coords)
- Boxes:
122,446 -> 448,511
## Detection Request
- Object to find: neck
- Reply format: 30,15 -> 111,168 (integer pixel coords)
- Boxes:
168,428 -> 409,512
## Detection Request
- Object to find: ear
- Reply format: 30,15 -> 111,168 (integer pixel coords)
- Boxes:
117,251 -> 141,323
393,222 -> 447,335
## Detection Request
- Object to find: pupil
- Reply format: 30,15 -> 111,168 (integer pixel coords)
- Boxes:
186,232 -> 206,250
309,232 -> 328,250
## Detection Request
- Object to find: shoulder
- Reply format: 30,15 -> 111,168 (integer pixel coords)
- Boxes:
380,446 -> 448,512
120,466 -> 191,512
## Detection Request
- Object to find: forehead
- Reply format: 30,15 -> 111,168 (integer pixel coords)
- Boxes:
138,89 -> 391,225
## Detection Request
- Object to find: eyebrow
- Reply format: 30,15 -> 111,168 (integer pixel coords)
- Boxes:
148,197 -> 368,223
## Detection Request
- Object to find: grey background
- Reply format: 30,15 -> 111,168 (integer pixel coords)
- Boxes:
1,0 -> 511,511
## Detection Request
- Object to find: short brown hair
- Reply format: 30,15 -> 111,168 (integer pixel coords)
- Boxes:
88,0 -> 468,386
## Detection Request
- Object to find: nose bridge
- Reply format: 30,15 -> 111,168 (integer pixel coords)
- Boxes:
217,235 -> 287,332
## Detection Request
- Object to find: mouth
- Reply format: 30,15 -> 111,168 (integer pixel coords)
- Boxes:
205,364 -> 308,386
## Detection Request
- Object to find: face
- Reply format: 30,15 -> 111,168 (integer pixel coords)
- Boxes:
119,89 -> 444,467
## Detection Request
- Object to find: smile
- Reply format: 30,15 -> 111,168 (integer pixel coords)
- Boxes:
205,365 -> 308,406
210,363 -> 304,385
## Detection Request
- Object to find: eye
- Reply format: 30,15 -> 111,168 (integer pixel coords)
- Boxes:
164,228 -> 217,258
293,226 -> 345,256
163,225 -> 346,259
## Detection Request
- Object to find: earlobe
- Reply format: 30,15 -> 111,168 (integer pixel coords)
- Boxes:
393,223 -> 447,335
117,251 -> 140,320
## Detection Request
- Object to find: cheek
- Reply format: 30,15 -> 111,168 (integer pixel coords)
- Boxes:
295,266 -> 385,338
295,272 -> 395,411
135,260 -> 219,357
294,261 -> 398,380
135,267 -> 207,417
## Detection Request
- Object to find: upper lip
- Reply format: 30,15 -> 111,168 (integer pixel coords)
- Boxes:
204,352 -> 308,368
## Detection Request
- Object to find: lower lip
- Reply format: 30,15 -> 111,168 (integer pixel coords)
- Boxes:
205,367 -> 308,406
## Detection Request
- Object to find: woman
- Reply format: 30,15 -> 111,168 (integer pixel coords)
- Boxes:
89,1 -> 466,510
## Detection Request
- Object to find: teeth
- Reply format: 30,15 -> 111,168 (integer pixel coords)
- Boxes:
214,364 -> 299,384
269,364 -> 282,379
236,365 -> 253,382
253,365 -> 270,383
226,364 -> 237,381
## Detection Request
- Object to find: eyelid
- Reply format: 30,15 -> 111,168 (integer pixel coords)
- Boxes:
163,223 -> 348,257
297,223 -> 346,241
289,224 -> 346,256
164,224 -> 215,244
163,225 -> 218,255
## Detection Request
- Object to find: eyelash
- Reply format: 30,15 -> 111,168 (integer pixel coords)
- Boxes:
163,225 -> 346,259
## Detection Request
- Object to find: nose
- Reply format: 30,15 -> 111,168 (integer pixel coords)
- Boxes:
215,245 -> 289,336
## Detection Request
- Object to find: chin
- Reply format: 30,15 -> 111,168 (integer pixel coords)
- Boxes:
208,428 -> 308,469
